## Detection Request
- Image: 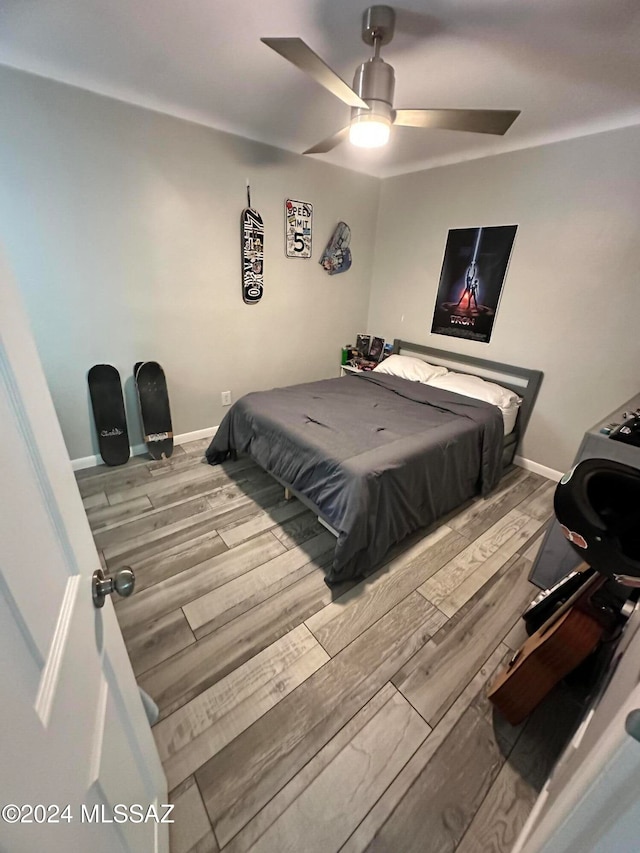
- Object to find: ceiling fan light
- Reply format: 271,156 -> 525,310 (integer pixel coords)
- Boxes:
349,113 -> 391,148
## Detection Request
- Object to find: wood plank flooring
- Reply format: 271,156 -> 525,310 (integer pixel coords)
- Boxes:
77,444 -> 581,853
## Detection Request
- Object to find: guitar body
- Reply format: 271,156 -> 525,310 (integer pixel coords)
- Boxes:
488,567 -> 617,725
488,607 -> 604,725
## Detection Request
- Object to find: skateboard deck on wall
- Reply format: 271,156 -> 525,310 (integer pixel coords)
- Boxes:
319,221 -> 352,275
88,364 -> 130,466
134,361 -> 174,460
241,205 -> 264,304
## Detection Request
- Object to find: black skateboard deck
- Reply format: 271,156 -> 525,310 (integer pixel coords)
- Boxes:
88,364 -> 130,466
134,361 -> 173,460
241,207 -> 264,304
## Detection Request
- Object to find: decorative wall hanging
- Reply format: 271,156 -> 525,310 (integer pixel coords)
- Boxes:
241,184 -> 264,304
430,225 -> 517,343
285,199 -> 313,258
320,222 -> 352,275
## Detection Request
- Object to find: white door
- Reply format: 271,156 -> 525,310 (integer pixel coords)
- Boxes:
0,253 -> 168,853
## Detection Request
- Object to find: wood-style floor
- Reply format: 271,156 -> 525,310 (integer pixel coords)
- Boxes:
76,440 -> 582,853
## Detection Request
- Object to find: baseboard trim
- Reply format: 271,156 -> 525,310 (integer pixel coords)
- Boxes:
514,455 -> 563,482
71,426 -> 219,471
71,443 -> 146,471
71,454 -> 100,472
72,433 -> 559,480
173,426 -> 218,445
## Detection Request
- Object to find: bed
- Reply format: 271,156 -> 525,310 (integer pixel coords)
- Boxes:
206,339 -> 542,584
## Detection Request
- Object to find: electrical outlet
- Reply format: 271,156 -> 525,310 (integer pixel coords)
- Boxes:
221,390 -> 232,406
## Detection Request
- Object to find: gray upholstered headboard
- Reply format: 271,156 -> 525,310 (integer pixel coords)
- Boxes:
392,339 -> 543,455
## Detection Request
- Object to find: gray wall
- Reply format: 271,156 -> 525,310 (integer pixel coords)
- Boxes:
2,64 -> 639,472
0,66 -> 380,459
368,126 -> 640,472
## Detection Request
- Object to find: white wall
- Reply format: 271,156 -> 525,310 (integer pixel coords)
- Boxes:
367,126 -> 640,472
0,66 -> 380,460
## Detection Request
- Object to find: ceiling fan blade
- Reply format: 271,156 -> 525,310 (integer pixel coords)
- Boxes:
393,109 -> 520,136
261,38 -> 369,110
303,126 -> 350,155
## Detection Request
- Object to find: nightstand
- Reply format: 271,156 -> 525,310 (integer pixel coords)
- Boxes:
340,364 -> 363,377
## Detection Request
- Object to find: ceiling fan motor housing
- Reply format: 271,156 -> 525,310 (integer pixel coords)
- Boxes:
351,57 -> 395,124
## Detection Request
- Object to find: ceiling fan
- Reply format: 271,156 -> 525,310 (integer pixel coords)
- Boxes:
262,5 -> 520,154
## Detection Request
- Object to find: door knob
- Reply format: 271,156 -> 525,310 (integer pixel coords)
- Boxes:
92,567 -> 135,609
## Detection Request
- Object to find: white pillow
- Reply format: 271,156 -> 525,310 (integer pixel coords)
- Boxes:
428,371 -> 521,409
374,354 -> 448,383
501,406 -> 519,437
428,372 -> 521,437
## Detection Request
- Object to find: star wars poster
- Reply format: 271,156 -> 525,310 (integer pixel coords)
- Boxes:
430,225 -> 517,343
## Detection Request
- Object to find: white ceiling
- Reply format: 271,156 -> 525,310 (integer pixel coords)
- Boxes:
1,0 -> 640,178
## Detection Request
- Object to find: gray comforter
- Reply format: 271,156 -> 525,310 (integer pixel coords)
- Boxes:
206,372 -> 504,582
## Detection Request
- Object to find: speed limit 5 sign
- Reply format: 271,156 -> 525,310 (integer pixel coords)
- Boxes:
285,199 -> 313,258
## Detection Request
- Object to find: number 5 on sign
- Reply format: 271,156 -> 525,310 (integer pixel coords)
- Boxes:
285,199 -> 313,258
